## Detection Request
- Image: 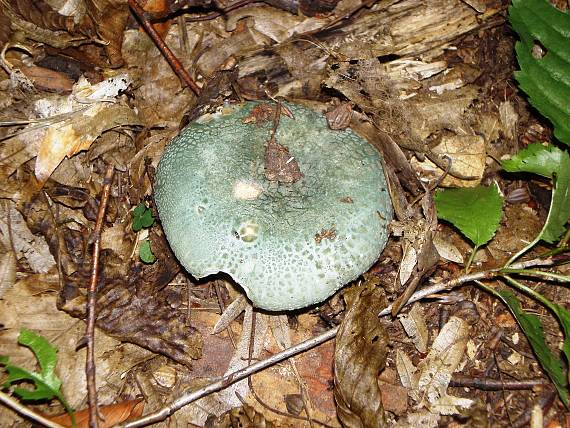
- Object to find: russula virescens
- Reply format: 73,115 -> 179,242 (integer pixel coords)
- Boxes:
154,101 -> 392,311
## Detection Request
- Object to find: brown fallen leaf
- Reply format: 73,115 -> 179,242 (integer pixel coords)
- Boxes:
0,74 -> 136,187
334,275 -> 389,428
35,103 -> 140,184
398,303 -> 429,354
19,64 -> 74,93
44,399 -> 144,428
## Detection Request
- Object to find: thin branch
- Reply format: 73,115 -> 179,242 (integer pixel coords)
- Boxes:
85,165 -> 115,428
379,256 -> 561,316
121,327 -> 338,427
0,391 -> 66,428
128,0 -> 201,96
449,375 -> 547,391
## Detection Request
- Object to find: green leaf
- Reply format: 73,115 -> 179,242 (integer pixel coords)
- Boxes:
509,0 -> 570,146
132,202 -> 155,232
0,329 -> 74,424
543,152 -> 570,243
502,143 -> 564,178
495,289 -> 569,406
139,240 -> 156,264
502,145 -> 570,262
434,184 -> 503,247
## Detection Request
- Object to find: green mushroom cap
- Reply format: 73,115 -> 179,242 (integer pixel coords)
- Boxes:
154,101 -> 392,311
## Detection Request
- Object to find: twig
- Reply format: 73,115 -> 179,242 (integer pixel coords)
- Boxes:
449,375 -> 547,391
379,256 -> 561,316
121,327 -> 338,427
128,0 -> 201,96
85,165 -> 115,428
0,391 -> 66,428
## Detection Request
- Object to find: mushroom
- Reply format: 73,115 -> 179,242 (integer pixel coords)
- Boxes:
154,101 -> 392,311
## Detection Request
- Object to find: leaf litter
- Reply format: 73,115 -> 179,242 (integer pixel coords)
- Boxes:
0,0 -> 569,426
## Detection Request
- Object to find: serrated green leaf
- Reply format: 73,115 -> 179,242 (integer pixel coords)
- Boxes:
0,330 -> 75,424
495,289 -> 569,406
132,202 -> 155,232
509,0 -> 570,146
0,330 -> 61,400
502,143 -> 564,177
434,184 -> 503,247
139,240 -> 156,264
18,329 -> 60,391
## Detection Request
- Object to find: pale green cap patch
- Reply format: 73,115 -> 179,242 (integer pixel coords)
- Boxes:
154,102 -> 392,311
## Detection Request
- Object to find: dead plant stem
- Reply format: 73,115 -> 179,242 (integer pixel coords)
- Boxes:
86,165 -> 115,428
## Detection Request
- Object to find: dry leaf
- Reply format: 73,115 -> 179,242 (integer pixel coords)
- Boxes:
399,244 -> 417,285
212,295 -> 248,335
334,276 -> 389,427
411,134 -> 486,187
32,74 -> 139,184
0,250 -> 16,299
433,232 -> 464,264
399,303 -> 429,353
46,399 -> 144,428
499,100 -> 518,140
0,201 -> 55,273
417,316 -> 473,414
395,350 -> 418,393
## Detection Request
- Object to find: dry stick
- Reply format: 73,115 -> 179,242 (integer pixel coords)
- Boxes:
128,0 -> 201,96
379,256 -> 560,316
85,166 -> 115,428
0,391 -> 66,428
122,256 -> 561,427
449,375 -> 547,391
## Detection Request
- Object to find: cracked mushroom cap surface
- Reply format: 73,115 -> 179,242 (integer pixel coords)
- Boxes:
154,101 -> 392,311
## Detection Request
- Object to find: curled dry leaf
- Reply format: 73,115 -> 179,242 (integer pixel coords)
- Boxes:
395,350 -> 418,393
0,0 -> 90,49
399,244 -> 417,286
85,0 -> 130,67
212,294 -> 248,335
334,275 -> 389,428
